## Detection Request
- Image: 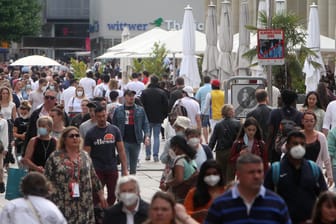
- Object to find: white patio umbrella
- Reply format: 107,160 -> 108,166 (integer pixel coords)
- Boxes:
179,5 -> 201,88
257,0 -> 268,29
202,2 -> 218,79
11,55 -> 61,66
218,0 -> 233,81
120,27 -> 132,83
303,3 -> 326,93
235,0 -> 250,76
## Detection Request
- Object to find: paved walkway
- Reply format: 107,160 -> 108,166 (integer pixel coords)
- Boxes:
0,140 -> 167,211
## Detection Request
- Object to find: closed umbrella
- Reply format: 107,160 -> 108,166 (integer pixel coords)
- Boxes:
257,0 -> 268,29
120,27 -> 131,83
202,2 -> 218,79
236,0 -> 250,76
303,3 -> 326,93
218,0 -> 233,81
11,55 -> 61,66
179,5 -> 201,88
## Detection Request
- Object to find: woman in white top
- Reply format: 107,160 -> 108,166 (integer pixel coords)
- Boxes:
301,91 -> 325,132
0,172 -> 67,224
301,110 -> 333,187
0,86 -> 17,121
0,86 -> 17,166
67,85 -> 86,118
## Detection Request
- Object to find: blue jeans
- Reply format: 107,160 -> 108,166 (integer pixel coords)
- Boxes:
146,123 -> 161,158
124,142 -> 141,174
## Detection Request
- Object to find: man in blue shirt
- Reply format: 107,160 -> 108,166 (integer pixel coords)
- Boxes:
195,76 -> 211,144
205,153 -> 291,224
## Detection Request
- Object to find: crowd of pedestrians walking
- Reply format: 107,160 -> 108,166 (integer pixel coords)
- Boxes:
0,62 -> 336,224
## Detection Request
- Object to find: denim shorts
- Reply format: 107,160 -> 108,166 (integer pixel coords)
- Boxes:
201,114 -> 210,127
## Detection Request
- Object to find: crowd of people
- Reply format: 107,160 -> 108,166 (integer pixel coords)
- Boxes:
0,61 -> 336,224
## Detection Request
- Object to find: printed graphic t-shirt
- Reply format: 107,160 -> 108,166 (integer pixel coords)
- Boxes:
123,106 -> 137,143
85,124 -> 122,171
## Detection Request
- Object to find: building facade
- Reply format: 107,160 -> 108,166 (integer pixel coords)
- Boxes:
89,0 -> 205,57
19,0 -> 89,60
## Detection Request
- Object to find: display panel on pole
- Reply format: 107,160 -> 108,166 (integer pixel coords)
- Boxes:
257,29 -> 285,65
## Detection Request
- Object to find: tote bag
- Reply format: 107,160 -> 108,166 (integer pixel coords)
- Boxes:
5,168 -> 28,200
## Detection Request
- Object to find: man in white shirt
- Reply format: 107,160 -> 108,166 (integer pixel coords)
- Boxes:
176,86 -> 201,130
94,74 -> 110,98
60,79 -> 77,114
125,73 -> 145,97
323,100 -> 336,136
28,78 -> 48,111
79,69 -> 96,100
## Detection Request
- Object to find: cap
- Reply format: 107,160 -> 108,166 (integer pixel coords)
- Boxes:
211,79 -> 220,88
172,116 -> 191,130
86,69 -> 93,74
182,86 -> 194,97
124,89 -> 136,96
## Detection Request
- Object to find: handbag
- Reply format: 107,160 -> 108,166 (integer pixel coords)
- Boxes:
5,167 -> 28,200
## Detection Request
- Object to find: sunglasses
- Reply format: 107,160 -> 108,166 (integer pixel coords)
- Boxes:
67,133 -> 80,138
45,95 -> 56,100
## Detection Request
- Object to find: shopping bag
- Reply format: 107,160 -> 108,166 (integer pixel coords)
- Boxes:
5,168 -> 28,200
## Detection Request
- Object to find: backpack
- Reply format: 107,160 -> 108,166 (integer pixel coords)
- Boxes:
99,86 -> 107,97
274,110 -> 300,153
271,160 -> 320,192
168,99 -> 188,125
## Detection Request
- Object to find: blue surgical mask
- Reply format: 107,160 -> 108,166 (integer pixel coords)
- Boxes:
49,85 -> 55,91
38,127 -> 48,136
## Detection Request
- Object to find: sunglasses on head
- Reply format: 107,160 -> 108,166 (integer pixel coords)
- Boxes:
45,95 -> 56,100
67,133 -> 80,138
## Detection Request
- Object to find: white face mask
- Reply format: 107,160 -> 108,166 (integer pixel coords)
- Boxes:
289,144 -> 306,159
41,86 -> 47,92
168,149 -> 177,160
119,192 -> 138,207
176,131 -> 184,136
203,175 -> 220,187
20,114 -> 29,119
187,137 -> 200,148
77,91 -> 84,97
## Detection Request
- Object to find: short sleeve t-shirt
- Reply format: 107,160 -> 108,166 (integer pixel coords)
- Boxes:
84,124 -> 122,171
123,106 -> 137,143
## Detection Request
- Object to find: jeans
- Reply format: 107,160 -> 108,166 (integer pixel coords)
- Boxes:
93,169 -> 118,206
146,123 -> 161,158
124,142 -> 141,174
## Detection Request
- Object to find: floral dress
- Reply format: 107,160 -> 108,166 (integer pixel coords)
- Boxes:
44,149 -> 103,224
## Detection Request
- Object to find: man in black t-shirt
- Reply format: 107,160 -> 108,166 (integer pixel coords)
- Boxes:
84,106 -> 128,206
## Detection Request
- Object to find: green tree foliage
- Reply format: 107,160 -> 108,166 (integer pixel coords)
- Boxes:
244,11 -> 317,93
70,58 -> 87,79
0,0 -> 42,43
132,42 -> 168,77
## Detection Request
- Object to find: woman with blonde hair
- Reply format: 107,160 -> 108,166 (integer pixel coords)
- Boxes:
0,86 -> 17,166
45,126 -> 107,223
68,85 -> 86,118
22,116 -> 57,173
49,105 -> 66,139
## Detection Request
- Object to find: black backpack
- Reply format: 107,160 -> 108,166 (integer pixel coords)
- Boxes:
274,110 -> 300,153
